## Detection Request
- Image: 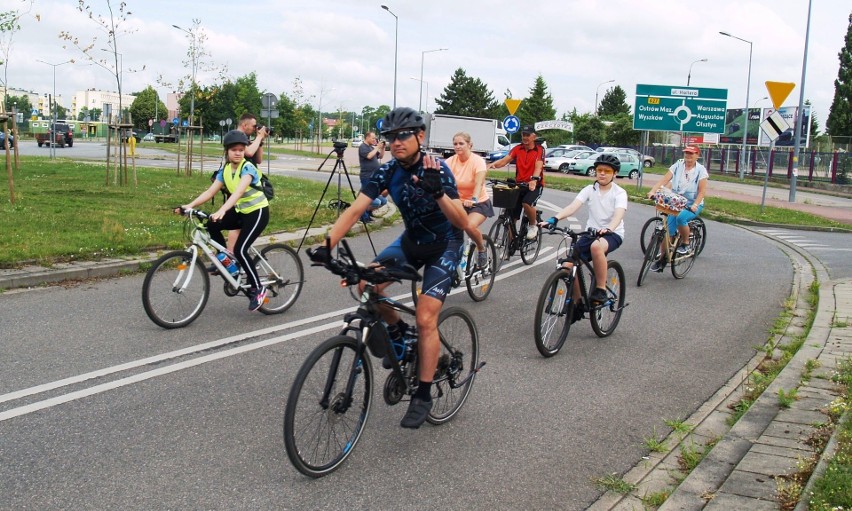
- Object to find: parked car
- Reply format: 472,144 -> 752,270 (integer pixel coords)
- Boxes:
557,144 -> 594,152
545,147 -> 578,159
568,152 -> 642,179
0,131 -> 14,147
486,142 -> 520,162
544,150 -> 596,173
597,147 -> 655,168
142,132 -> 155,142
351,137 -> 363,147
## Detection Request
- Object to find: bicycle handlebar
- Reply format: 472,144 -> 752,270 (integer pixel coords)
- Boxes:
543,225 -> 600,241
308,239 -> 422,287
487,178 -> 530,189
177,207 -> 210,221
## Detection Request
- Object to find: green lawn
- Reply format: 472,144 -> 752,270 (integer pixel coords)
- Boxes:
0,157 -> 341,267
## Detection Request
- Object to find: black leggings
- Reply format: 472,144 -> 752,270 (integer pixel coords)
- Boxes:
208,207 -> 270,290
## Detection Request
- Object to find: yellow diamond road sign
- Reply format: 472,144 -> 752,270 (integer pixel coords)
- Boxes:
504,98 -> 522,116
765,81 -> 796,111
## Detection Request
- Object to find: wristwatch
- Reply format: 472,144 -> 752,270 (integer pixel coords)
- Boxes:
531,176 -> 541,182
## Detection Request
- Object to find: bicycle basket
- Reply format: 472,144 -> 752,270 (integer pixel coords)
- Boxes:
653,189 -> 687,214
492,185 -> 522,209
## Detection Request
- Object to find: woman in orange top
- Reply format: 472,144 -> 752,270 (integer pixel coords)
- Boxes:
444,132 -> 493,268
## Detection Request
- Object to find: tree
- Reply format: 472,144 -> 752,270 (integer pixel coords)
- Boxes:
572,113 -> 607,146
597,85 -> 631,118
59,0 -> 141,186
128,86 -> 166,132
434,68 -> 498,118
827,12 -> 852,138
805,99 -> 820,137
605,113 -> 640,146
3,93 -> 31,117
517,74 -> 556,140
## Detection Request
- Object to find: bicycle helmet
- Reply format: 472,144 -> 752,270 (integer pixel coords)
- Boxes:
380,107 -> 426,134
594,153 -> 621,173
222,129 -> 250,148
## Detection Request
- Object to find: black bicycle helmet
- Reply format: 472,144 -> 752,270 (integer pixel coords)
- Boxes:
223,129 -> 249,148
594,153 -> 621,173
380,107 -> 426,134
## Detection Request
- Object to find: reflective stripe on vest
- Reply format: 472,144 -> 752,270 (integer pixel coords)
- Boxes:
223,159 -> 268,213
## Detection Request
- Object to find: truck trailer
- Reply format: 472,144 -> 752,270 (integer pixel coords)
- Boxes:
424,114 -> 509,157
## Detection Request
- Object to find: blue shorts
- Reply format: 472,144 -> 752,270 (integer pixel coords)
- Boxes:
575,232 -> 622,262
668,204 -> 704,236
375,234 -> 462,302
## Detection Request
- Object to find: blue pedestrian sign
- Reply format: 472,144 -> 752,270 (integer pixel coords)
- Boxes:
376,118 -> 384,131
181,120 -> 188,127
503,115 -> 520,134
172,117 -> 179,126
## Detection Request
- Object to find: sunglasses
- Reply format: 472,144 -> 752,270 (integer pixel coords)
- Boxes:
385,130 -> 418,143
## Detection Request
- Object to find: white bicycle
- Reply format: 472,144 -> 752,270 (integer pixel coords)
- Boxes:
142,208 -> 304,328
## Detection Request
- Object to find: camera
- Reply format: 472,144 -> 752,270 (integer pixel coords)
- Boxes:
333,140 -> 348,157
259,125 -> 273,137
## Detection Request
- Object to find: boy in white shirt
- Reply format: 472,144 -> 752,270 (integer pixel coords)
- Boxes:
541,153 -> 627,314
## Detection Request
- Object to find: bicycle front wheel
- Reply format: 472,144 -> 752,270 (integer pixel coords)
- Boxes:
590,261 -> 626,338
533,269 -> 575,357
639,216 -> 663,255
637,230 -> 662,287
691,218 -> 707,256
488,216 -> 510,269
465,237 -> 497,302
142,250 -> 210,329
256,244 -> 304,314
671,244 -> 696,279
428,306 -> 479,425
283,335 -> 372,478
520,219 -> 542,265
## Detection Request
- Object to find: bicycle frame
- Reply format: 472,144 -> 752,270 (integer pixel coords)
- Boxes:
547,227 -> 623,313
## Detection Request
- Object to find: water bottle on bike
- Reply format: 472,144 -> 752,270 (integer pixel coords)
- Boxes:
216,251 -> 239,277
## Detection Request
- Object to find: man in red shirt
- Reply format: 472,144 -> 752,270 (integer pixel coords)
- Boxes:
487,124 -> 544,239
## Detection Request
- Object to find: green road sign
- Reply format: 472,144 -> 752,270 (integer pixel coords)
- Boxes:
633,84 -> 728,133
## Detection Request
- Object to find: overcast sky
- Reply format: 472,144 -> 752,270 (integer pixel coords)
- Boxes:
6,0 -> 850,127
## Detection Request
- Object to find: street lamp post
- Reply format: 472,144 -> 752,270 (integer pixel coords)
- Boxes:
594,79 -> 614,116
687,58 -> 708,86
36,59 -> 72,159
172,24 -> 198,126
100,49 -> 124,124
409,77 -> 429,113
419,48 -> 447,113
789,0 -> 813,202
719,31 -> 753,180
380,5 -> 398,109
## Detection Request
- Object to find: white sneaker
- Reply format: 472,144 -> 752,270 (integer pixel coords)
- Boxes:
526,225 -> 539,240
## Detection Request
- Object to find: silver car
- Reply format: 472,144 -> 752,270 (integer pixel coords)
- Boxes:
544,150 -> 597,173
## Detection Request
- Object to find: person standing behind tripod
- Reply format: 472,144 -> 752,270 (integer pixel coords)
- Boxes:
358,131 -> 387,223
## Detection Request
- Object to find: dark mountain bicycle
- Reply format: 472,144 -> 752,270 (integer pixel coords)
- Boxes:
284,240 -> 484,477
486,179 -> 543,269
533,226 -> 627,357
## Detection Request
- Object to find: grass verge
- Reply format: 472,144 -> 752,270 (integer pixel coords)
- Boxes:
0,156 -> 342,266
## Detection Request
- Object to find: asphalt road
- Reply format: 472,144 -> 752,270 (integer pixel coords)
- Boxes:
0,185 -> 797,509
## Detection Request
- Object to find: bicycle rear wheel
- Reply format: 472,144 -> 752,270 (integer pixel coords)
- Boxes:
533,269 -> 575,357
142,250 -> 210,329
690,218 -> 707,256
520,218 -> 542,265
590,261 -> 626,338
427,306 -> 479,425
256,244 -> 304,314
488,215 -> 510,268
670,244 -> 696,279
465,237 -> 497,302
283,335 -> 372,478
639,216 -> 663,255
637,230 -> 662,287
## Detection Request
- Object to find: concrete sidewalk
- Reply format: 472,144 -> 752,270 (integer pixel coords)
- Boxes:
592,238 -> 851,510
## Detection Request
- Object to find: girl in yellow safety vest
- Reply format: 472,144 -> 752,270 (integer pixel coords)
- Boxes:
179,130 -> 270,311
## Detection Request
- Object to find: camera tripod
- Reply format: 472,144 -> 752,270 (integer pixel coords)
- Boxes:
297,145 -> 377,256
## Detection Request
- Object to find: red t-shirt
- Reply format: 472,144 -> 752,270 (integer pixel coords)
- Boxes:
509,143 -> 545,186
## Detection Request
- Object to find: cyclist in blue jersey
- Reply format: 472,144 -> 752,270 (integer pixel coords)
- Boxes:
310,107 -> 470,429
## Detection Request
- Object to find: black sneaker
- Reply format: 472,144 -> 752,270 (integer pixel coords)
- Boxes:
589,288 -> 608,304
649,260 -> 664,273
676,244 -> 691,256
400,397 -> 432,429
571,301 -> 585,324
